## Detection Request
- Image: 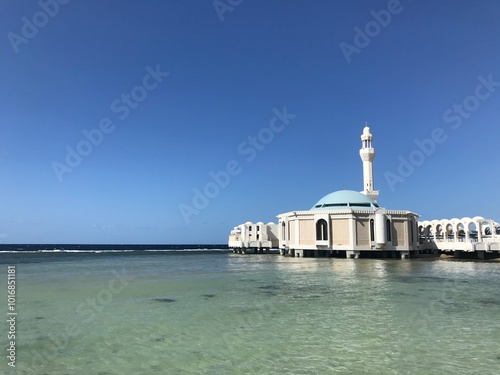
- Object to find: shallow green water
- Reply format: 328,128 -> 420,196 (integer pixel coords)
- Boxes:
1,252 -> 500,374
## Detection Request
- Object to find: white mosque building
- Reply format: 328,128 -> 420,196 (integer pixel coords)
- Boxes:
228,126 -> 500,259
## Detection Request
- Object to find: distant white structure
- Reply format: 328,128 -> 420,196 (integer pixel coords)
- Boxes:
418,217 -> 500,258
228,124 -> 500,259
228,222 -> 278,253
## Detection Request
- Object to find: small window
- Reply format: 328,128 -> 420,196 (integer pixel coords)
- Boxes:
281,222 -> 286,240
324,203 -> 348,208
257,225 -> 260,232
249,226 -> 252,231
350,203 -> 371,208
370,219 -> 375,241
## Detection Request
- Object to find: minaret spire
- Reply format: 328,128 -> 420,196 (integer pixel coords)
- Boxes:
359,124 -> 379,202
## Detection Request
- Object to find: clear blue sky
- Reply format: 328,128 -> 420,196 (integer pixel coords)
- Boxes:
1,0 -> 499,244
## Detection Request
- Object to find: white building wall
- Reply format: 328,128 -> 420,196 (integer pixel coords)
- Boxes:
276,210 -> 419,253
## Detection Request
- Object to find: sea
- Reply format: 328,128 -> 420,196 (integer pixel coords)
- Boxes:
1,245 -> 499,375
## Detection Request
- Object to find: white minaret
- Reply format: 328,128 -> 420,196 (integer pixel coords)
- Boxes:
359,124 -> 379,202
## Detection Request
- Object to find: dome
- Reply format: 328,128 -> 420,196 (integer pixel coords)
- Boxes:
361,125 -> 373,140
311,190 -> 379,210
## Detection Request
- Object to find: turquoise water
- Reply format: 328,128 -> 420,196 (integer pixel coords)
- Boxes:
1,252 -> 500,374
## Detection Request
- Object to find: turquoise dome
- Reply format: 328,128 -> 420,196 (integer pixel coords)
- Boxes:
311,190 -> 379,210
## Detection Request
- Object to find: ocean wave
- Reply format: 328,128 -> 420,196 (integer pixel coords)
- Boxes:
143,248 -> 229,252
0,249 -> 137,254
43,249 -> 136,253
1,248 -> 230,254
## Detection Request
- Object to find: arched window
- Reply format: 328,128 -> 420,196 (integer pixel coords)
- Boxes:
316,219 -> 328,241
386,219 -> 392,242
411,221 -> 415,243
281,222 -> 286,241
370,219 -> 375,241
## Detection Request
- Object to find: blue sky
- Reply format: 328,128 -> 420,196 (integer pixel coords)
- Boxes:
1,0 -> 499,244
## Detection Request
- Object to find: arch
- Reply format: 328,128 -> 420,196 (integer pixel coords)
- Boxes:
445,223 -> 454,240
281,221 -> 286,241
435,223 -> 443,240
479,219 -> 494,236
316,219 -> 328,241
471,216 -> 485,223
426,224 -> 433,241
430,220 -> 440,241
418,225 -> 425,243
468,221 -> 478,241
410,219 -> 416,244
457,223 -> 465,241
